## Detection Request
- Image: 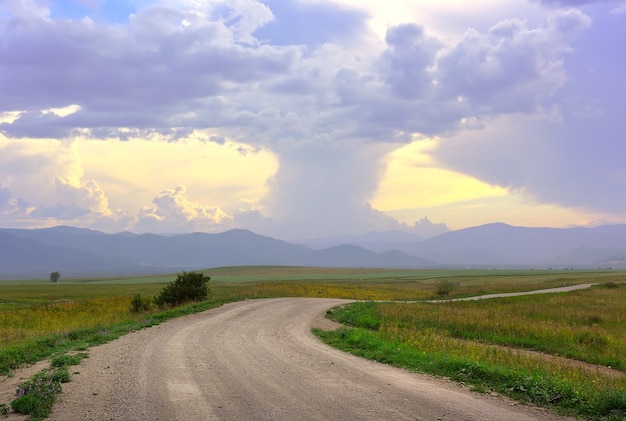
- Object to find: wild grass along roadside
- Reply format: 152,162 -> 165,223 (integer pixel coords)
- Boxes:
316,281 -> 626,420
1,268 -> 624,420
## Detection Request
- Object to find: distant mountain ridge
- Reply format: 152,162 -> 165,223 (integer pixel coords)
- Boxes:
406,223 -> 626,267
0,226 -> 431,280
296,223 -> 626,268
1,223 -> 624,280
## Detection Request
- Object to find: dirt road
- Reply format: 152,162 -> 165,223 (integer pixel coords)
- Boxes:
435,283 -> 596,302
44,297 -> 573,421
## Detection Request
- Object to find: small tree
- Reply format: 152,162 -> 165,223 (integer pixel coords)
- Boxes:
155,271 -> 210,308
49,272 -> 61,283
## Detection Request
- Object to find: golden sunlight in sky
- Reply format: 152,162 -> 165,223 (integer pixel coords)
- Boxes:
371,140 -> 507,222
372,140 -> 609,230
371,140 -> 508,210
76,134 -> 279,214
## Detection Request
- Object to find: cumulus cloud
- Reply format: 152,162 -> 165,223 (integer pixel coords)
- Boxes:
0,185 -> 27,216
378,24 -> 441,100
0,0 -> 623,237
134,186 -> 234,233
436,12 -> 590,114
410,217 -> 449,238
428,5 -> 625,217
29,178 -> 111,219
0,2 -> 587,144
0,0 -> 299,138
0,137 -> 115,224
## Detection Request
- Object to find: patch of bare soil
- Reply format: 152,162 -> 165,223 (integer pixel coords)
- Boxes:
311,312 -> 344,331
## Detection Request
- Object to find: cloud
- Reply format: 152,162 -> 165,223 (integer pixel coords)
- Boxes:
29,178 -> 111,219
258,141 -> 419,238
430,111 -> 626,216
378,24 -> 442,100
436,11 -> 590,114
0,111 -> 75,138
410,217 -> 449,238
0,185 -> 27,216
0,137 -> 115,223
533,0 -> 616,6
0,1 -> 300,137
0,0 -> 623,238
134,185 -> 234,233
427,6 -> 625,218
0,131 -> 280,232
0,2 -> 584,143
254,0 -> 369,47
0,186 -> 10,206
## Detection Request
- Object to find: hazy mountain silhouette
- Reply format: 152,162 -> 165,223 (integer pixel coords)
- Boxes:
1,222 -> 624,279
401,223 -> 626,267
294,223 -> 626,267
297,230 -> 423,252
0,227 -> 429,280
0,231 -> 146,279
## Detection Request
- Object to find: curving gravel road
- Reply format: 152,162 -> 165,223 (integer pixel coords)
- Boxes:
46,297 -> 575,421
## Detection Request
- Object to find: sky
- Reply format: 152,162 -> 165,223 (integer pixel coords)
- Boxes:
1,0 -> 625,240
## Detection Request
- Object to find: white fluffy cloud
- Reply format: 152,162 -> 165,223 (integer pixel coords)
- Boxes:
0,0 -> 624,237
135,185 -> 233,233
0,136 -> 119,229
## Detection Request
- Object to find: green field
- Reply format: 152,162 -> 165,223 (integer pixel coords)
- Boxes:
1,267 -> 624,420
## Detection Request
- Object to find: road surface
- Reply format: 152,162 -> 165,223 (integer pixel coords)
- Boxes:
46,297 -> 576,420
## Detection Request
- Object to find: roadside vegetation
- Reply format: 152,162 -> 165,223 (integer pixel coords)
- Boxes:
0,267 -> 624,420
9,352 -> 88,420
317,280 -> 626,420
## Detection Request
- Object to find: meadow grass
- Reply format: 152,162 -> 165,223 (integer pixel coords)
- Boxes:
0,267 -> 624,419
318,278 -> 626,420
0,268 -> 620,365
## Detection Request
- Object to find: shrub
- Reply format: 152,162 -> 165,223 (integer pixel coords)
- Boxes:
130,293 -> 153,313
154,271 -> 210,308
435,279 -> 458,296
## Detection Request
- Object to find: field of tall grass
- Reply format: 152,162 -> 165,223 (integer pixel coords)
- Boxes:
318,275 -> 626,420
1,267 -> 624,419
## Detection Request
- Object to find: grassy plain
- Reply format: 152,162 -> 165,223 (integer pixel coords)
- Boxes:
0,267 -> 624,419
317,274 -> 626,420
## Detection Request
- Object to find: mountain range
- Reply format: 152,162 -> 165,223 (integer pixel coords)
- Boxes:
1,223 -> 625,280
